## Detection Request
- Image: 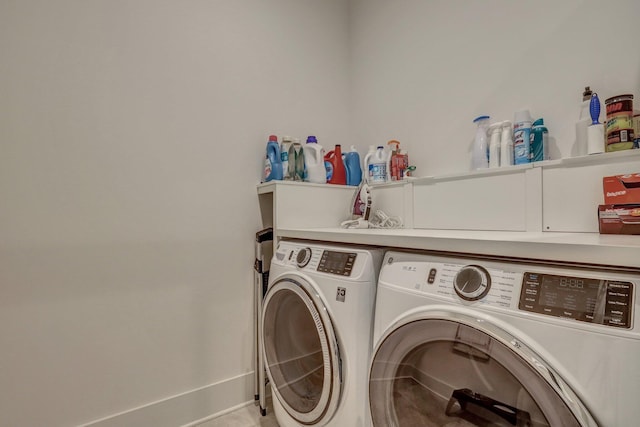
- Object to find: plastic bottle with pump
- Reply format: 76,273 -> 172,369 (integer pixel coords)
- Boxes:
488,122 -> 502,168
471,115 -> 490,170
513,109 -> 532,164
500,121 -> 513,167
387,140 -> 408,180
365,146 -> 388,184
324,144 -> 347,185
302,136 -> 326,184
264,135 -> 283,182
575,86 -> 592,156
343,146 -> 362,186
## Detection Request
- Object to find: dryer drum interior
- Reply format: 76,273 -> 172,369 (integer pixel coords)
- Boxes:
262,278 -> 341,425
369,318 -> 586,427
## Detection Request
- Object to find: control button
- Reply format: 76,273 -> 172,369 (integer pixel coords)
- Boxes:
453,265 -> 491,301
427,268 -> 437,284
296,247 -> 312,268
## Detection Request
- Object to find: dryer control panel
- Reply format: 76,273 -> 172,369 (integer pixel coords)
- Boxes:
519,272 -> 633,329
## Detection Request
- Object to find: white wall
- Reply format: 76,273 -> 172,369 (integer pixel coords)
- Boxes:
350,0 -> 640,176
0,1 -> 349,426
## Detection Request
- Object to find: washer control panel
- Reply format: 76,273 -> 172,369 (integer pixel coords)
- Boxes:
379,252 -> 636,330
519,272 -> 633,329
276,242 -> 359,277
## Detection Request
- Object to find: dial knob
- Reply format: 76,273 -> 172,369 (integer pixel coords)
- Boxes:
296,247 -> 312,268
453,265 -> 491,301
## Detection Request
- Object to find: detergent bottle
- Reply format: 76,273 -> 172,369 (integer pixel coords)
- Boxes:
303,136 -> 326,184
324,144 -> 347,185
264,135 -> 283,182
366,146 -> 388,184
343,146 -> 362,186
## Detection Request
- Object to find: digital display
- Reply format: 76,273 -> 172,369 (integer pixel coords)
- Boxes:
519,272 -> 633,328
317,250 -> 356,276
538,275 -> 601,315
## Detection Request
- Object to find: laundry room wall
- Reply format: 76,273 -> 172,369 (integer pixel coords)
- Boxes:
0,1 -> 349,426
349,0 -> 640,176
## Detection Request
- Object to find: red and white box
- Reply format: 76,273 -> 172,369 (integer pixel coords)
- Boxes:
598,204 -> 640,235
603,173 -> 640,204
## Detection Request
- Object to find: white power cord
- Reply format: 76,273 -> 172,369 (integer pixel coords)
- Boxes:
368,209 -> 403,229
340,209 -> 403,229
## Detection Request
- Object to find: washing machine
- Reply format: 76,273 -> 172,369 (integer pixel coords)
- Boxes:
261,240 -> 383,427
369,250 -> 640,427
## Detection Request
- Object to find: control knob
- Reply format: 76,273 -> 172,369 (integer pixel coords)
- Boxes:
296,247 -> 312,268
453,265 -> 491,301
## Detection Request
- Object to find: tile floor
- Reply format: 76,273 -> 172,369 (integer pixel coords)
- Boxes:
195,399 -> 279,427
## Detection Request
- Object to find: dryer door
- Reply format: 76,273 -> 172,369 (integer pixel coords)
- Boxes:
262,275 -> 341,425
369,310 -> 597,427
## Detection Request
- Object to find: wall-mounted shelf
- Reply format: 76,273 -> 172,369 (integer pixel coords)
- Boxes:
257,150 -> 640,269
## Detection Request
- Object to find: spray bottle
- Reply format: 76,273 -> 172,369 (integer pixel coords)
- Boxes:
471,115 -> 490,170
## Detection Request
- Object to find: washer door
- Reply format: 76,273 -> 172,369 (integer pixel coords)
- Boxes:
369,310 -> 597,427
262,275 -> 341,425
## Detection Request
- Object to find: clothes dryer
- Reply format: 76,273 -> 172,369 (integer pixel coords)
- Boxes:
262,240 -> 383,427
369,251 -> 640,427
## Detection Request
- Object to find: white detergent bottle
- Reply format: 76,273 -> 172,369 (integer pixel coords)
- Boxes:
303,135 -> 326,183
366,146 -> 388,184
362,145 -> 376,183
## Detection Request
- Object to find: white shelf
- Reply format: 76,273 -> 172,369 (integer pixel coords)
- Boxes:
277,227 -> 640,269
257,151 -> 640,270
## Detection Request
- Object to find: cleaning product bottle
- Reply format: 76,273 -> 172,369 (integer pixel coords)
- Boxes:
362,145 -> 376,183
513,109 -> 532,164
324,144 -> 347,185
500,121 -> 513,167
575,86 -> 592,156
587,93 -> 604,155
288,138 -> 305,181
488,122 -> 502,168
530,118 -> 549,162
343,146 -> 362,186
387,140 -> 406,180
280,136 -> 293,180
302,136 -> 326,184
366,146 -> 388,184
264,135 -> 283,182
471,115 -> 490,170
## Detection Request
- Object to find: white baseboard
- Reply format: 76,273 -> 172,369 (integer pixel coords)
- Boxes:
79,372 -> 255,427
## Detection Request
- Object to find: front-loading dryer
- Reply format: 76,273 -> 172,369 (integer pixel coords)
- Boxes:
369,251 -> 640,426
261,240 -> 383,427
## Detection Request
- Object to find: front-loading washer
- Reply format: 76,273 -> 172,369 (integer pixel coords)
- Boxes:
261,240 -> 383,427
369,250 -> 639,426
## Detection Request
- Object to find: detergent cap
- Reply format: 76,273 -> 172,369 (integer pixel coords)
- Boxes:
387,140 -> 400,151
306,135 -> 318,143
269,135 -> 278,142
473,115 -> 490,123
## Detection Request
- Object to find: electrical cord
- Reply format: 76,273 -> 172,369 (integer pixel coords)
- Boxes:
340,209 -> 403,229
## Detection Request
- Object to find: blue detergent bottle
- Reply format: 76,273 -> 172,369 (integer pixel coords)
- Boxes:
343,145 -> 362,186
264,135 -> 283,182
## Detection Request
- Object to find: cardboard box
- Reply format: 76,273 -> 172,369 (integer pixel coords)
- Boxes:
603,173 -> 640,204
598,204 -> 640,234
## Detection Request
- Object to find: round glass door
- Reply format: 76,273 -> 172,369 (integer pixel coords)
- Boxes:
369,312 -> 596,427
262,276 -> 341,425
